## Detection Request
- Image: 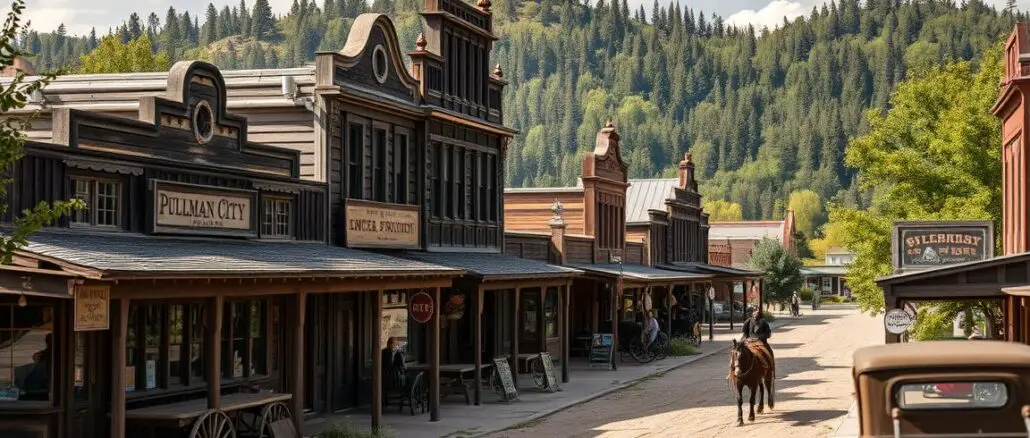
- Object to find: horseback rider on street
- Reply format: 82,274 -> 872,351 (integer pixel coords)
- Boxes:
741,307 -> 773,360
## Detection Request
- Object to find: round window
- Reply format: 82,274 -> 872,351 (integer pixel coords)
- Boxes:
372,45 -> 388,84
193,100 -> 214,144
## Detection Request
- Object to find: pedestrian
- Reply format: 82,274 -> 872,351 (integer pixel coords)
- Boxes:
790,292 -> 801,317
646,310 -> 660,349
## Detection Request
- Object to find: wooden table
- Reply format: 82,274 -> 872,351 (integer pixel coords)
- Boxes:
406,364 -> 493,405
126,392 -> 293,436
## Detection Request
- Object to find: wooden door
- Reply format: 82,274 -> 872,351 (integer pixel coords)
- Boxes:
71,330 -> 104,438
305,295 -> 328,413
330,298 -> 357,411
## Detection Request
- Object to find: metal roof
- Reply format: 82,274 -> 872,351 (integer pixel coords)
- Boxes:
16,231 -> 459,279
399,251 -> 581,280
567,263 -> 712,281
876,252 -> 1030,285
625,178 -> 678,223
708,221 -> 786,241
663,261 -> 760,277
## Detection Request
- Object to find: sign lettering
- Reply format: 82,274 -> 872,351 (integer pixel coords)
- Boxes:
74,285 -> 109,331
893,222 -> 993,271
409,292 -> 434,324
155,184 -> 253,231
884,308 -> 914,335
345,199 -> 420,249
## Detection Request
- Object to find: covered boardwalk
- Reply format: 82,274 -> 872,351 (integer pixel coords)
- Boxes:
661,261 -> 763,325
398,252 -> 581,404
566,263 -> 711,367
3,231 -> 461,437
876,252 -> 1030,343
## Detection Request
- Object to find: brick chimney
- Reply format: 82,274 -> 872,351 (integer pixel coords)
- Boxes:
677,152 -> 698,192
2,57 -> 37,77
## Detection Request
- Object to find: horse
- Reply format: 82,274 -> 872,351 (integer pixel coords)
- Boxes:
728,338 -> 775,426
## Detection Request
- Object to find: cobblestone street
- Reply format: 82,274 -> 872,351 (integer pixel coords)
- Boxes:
487,308 -> 880,438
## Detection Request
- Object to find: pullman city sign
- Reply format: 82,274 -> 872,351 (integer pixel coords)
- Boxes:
150,180 -> 258,237
891,221 -> 994,272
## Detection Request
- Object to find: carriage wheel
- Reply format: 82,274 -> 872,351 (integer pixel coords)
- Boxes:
655,333 -> 670,361
189,410 -> 235,438
531,357 -> 546,389
629,340 -> 653,363
255,402 -> 292,438
409,372 -> 429,415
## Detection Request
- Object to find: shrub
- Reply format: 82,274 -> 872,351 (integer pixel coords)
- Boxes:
318,423 -> 395,438
798,287 -> 815,302
669,337 -> 698,356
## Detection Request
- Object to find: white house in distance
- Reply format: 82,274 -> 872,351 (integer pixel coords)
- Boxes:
802,247 -> 855,297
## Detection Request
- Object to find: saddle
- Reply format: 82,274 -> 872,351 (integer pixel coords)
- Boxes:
743,339 -> 774,372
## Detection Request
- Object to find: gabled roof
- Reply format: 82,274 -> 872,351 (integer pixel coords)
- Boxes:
16,231 -> 459,280
625,178 -> 678,223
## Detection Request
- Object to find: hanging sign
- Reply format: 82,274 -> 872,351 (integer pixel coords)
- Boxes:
345,199 -> 420,249
892,221 -> 993,271
885,308 -> 914,335
409,292 -> 434,324
74,285 -> 110,331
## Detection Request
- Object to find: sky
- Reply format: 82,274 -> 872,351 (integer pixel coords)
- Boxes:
23,0 -> 1024,38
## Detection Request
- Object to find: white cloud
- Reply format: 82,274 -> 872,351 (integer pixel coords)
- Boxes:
725,0 -> 808,31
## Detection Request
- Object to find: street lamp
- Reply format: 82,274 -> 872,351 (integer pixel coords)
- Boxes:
707,285 -> 715,341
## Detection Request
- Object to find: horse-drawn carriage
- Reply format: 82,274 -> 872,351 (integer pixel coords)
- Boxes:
851,340 -> 1030,437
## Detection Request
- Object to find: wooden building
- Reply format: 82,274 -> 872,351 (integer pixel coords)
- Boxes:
504,123 -> 732,366
0,61 -> 469,438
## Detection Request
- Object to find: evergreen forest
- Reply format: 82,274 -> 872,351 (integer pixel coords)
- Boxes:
13,0 -> 1024,222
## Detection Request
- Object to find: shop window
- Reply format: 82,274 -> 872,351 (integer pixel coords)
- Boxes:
261,198 -> 292,238
168,304 -> 184,386
381,291 -> 409,357
347,123 -> 364,199
222,300 -> 267,379
123,302 -> 210,394
70,177 -> 121,228
0,303 -> 53,402
188,304 -> 205,385
374,128 -> 388,202
520,292 -> 539,342
431,143 -> 443,218
544,289 -> 557,338
822,277 -> 832,291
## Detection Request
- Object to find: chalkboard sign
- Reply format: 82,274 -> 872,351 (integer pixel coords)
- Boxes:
492,358 -> 518,402
589,333 -> 614,369
538,352 -> 560,392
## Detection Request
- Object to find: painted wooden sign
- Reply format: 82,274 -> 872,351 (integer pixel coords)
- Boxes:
345,199 -> 420,249
892,221 -> 993,271
74,285 -> 110,331
150,180 -> 257,237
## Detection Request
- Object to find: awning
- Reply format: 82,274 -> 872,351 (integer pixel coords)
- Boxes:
662,261 -> 760,278
567,263 -> 712,287
0,265 -> 79,299
876,252 -> 1030,300
398,251 -> 581,281
15,231 -> 462,280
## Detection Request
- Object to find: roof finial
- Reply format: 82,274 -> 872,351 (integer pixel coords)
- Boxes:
492,64 -> 503,78
415,33 -> 427,51
551,198 -> 564,219
477,0 -> 492,12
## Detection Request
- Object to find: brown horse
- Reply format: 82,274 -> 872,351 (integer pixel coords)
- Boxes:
729,338 -> 775,426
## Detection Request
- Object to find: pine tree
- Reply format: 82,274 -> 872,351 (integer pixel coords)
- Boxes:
251,0 -> 278,41
127,13 -> 143,39
239,0 -> 251,36
203,4 -> 218,44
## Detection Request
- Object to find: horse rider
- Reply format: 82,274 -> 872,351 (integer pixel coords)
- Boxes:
741,307 -> 773,361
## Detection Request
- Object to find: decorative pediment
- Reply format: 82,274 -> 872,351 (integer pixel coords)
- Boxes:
323,13 -> 420,104
582,120 -> 628,184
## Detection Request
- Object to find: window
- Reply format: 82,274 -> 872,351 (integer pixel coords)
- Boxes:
0,303 -> 53,402
487,155 -> 496,221
124,302 -> 208,393
394,133 -> 409,204
71,177 -> 121,228
381,291 -> 409,357
261,198 -> 292,238
895,382 -> 1007,409
347,123 -> 364,199
477,153 -> 487,220
458,148 -> 467,219
374,128 -> 388,202
544,288 -> 558,338
444,146 -> 453,219
822,277 -> 832,291
222,300 -> 267,379
431,143 -> 442,217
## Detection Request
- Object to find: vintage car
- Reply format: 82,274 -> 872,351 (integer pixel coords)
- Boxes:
852,341 -> 1030,437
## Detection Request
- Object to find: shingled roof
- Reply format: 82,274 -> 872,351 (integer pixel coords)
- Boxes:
399,251 -> 581,280
17,231 -> 459,279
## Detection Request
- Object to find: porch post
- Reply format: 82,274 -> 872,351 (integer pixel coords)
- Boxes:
292,292 -> 307,433
207,295 -> 224,409
665,284 -> 673,335
561,280 -> 570,383
474,285 -> 483,405
729,282 -> 734,331
510,287 -> 521,388
110,298 -> 129,438
430,287 -> 441,421
758,278 -> 764,312
372,289 -> 383,430
611,279 -> 620,370
742,280 -> 749,317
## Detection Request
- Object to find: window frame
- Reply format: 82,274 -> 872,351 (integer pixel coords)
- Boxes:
69,176 -> 123,229
372,124 -> 389,203
346,121 -> 366,200
0,301 -> 55,404
260,196 -> 293,240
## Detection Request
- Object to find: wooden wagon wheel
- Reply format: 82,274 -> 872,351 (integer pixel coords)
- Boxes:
255,401 -> 292,438
409,372 -> 429,415
189,410 -> 236,438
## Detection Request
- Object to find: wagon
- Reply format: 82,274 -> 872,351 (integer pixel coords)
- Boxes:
852,341 -> 1030,437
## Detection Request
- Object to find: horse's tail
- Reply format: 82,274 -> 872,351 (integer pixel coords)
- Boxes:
767,360 -> 776,409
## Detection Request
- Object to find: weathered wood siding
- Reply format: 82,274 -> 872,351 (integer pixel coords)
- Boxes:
504,232 -> 551,262
625,241 -> 645,265
566,235 -> 594,264
504,190 -> 586,235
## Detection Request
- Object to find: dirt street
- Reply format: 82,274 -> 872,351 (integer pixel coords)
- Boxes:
487,308 -> 881,438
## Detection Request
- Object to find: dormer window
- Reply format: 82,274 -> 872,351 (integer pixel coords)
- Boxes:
71,177 -> 121,228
